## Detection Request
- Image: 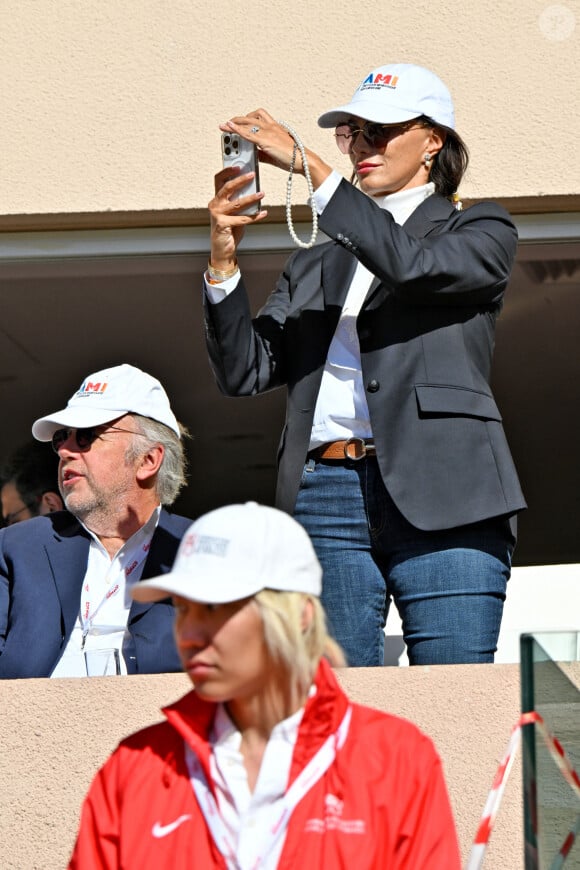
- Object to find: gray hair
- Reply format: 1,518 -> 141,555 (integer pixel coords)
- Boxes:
125,413 -> 189,505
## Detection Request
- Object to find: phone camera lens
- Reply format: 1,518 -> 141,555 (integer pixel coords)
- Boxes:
223,135 -> 231,145
224,146 -> 231,155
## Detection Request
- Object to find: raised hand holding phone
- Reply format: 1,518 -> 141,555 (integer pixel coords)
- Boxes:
210,109 -> 330,273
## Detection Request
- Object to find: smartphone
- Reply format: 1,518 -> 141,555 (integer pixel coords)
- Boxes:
221,132 -> 261,215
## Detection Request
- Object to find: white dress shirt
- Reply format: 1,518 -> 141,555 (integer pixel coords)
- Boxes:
309,172 -> 435,448
50,506 -> 161,678
208,699 -> 305,868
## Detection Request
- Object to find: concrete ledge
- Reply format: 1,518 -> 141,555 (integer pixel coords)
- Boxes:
0,195 -> 579,232
0,664 -> 523,869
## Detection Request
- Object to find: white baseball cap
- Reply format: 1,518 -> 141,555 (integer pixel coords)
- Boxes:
318,63 -> 455,130
32,363 -> 180,440
132,502 -> 322,604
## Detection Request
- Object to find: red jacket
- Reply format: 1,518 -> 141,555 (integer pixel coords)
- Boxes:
69,659 -> 461,869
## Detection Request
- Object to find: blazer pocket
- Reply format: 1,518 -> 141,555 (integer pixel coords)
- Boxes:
415,384 -> 502,421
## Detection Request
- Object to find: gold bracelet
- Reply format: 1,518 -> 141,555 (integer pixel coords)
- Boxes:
207,261 -> 239,281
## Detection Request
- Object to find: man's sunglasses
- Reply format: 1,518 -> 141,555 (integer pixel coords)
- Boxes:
51,425 -> 143,454
334,120 -> 424,154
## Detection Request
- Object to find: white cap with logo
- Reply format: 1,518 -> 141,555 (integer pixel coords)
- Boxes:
32,363 -> 180,440
318,63 -> 455,130
132,502 -> 322,604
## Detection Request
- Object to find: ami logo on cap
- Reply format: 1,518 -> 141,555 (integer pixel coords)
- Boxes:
360,72 -> 399,90
76,380 -> 108,397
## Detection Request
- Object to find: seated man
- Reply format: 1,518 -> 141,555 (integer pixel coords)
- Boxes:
1,440 -> 64,525
0,363 -> 192,678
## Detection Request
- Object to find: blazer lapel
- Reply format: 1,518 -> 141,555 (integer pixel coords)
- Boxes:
129,509 -> 182,621
402,192 -> 456,238
365,194 -> 456,300
322,243 -> 358,309
43,515 -> 91,639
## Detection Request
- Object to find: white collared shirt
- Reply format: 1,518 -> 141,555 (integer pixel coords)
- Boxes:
50,506 -> 161,678
204,171 -> 435,450
309,173 -> 435,449
208,700 -> 305,869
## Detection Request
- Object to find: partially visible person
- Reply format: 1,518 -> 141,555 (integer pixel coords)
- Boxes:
1,439 -> 64,526
69,502 -> 461,869
0,363 -> 192,678
204,62 -> 526,667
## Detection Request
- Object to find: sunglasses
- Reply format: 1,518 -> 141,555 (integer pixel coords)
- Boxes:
51,425 -> 143,455
3,504 -> 33,527
334,120 -> 423,154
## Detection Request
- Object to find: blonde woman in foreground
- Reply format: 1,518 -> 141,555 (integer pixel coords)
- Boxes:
69,501 -> 460,869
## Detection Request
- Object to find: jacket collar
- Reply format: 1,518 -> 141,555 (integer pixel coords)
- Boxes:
162,657 -> 350,789
130,507 -> 177,620
402,191 -> 456,238
43,513 -> 91,636
322,192 -> 456,309
289,658 -> 349,786
43,508 -> 173,627
365,193 -> 456,301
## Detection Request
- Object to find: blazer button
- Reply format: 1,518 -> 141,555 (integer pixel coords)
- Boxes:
367,379 -> 380,393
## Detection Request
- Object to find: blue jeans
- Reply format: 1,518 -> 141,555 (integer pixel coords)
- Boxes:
294,458 -> 515,667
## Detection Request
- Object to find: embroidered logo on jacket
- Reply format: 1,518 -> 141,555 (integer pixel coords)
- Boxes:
304,794 -> 366,834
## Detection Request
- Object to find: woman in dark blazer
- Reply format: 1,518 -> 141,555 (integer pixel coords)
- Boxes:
203,63 -> 526,667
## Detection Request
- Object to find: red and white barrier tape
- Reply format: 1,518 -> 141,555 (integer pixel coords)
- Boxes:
466,711 -> 580,870
550,814 -> 580,870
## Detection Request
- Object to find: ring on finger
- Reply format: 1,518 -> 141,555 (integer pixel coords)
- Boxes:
250,125 -> 260,134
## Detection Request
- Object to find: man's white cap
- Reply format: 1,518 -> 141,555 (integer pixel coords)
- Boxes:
318,63 -> 455,130
32,363 -> 180,440
132,502 -> 322,604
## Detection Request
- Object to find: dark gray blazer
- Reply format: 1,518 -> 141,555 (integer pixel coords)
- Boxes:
0,508 -> 191,678
205,180 -> 526,530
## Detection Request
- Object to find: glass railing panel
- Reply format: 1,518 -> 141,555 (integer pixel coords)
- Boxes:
521,631 -> 580,869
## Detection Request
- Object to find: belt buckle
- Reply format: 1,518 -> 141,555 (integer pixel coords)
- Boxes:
344,437 -> 367,461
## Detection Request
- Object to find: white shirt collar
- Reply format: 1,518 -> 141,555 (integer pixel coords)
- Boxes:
81,504 -> 161,559
211,697 -> 308,750
372,181 -> 435,225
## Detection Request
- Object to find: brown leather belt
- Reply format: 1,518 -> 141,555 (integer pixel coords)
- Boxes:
310,438 -> 376,461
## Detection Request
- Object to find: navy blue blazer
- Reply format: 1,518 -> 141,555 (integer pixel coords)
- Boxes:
205,182 -> 526,529
0,508 -> 191,678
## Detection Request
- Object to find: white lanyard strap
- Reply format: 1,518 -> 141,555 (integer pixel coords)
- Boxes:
82,582 -> 121,627
80,538 -> 152,646
186,704 -> 352,869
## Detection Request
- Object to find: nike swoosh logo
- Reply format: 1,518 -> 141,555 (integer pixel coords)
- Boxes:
152,814 -> 192,838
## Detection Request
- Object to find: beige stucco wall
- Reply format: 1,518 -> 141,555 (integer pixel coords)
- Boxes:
0,0 -> 578,217
1,664 -> 523,869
